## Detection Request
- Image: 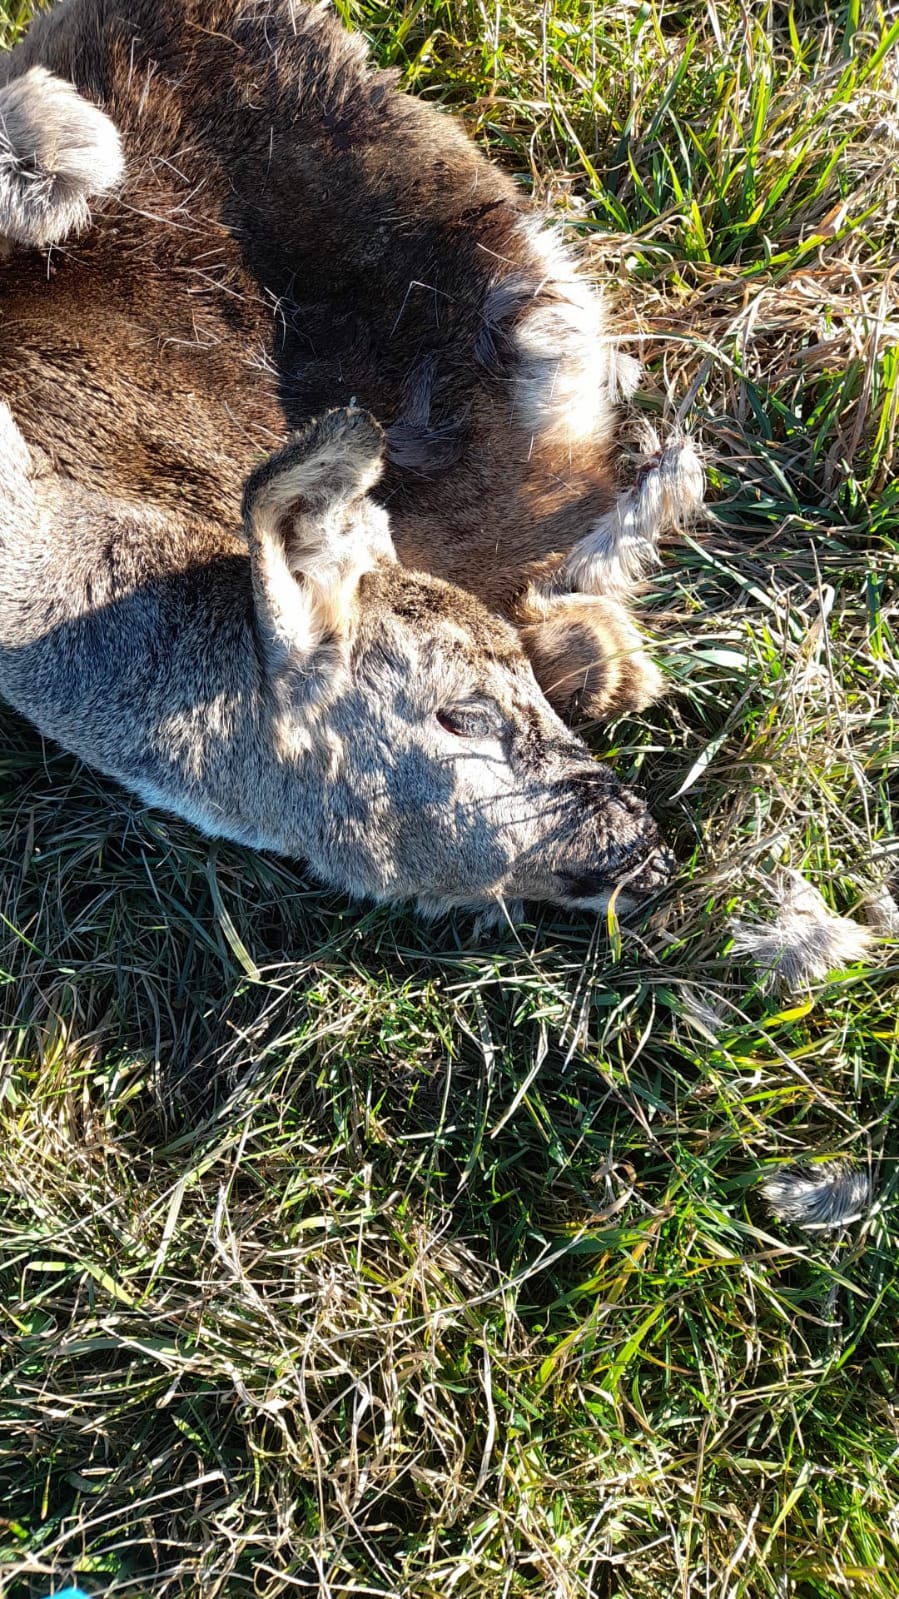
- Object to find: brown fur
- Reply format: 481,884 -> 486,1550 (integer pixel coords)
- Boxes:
515,590 -> 663,723
0,0 -> 661,711
0,1 -> 680,916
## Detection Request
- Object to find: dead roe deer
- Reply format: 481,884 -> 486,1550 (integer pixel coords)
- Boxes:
0,0 -> 700,915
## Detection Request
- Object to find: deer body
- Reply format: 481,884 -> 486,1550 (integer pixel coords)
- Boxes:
0,0 -> 687,914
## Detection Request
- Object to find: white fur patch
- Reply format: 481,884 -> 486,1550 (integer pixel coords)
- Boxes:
0,399 -> 32,480
492,221 -> 639,448
860,883 -> 899,934
0,66 -> 124,248
559,431 -> 705,596
761,1161 -> 870,1231
730,871 -> 875,992
0,400 -> 34,521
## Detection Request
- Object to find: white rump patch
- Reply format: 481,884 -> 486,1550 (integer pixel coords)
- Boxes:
485,220 -> 640,448
558,430 -> 705,596
0,66 -> 124,249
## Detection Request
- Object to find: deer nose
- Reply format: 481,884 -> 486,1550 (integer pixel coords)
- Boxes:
626,842 -> 675,892
560,842 -> 674,902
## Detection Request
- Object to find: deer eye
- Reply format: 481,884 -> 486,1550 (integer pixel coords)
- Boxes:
436,705 -> 500,740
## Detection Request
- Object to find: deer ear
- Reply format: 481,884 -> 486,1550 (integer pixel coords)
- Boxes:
242,408 -> 396,672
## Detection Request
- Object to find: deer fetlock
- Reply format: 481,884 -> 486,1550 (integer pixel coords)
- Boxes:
559,432 -> 705,598
515,589 -> 664,724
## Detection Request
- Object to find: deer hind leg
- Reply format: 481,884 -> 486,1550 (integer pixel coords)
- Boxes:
517,433 -> 704,721
515,588 -> 664,725
0,67 -> 123,252
559,430 -> 705,598
480,227 -> 703,717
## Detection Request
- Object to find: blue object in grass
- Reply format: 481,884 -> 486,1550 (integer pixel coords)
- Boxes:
40,1589 -> 93,1599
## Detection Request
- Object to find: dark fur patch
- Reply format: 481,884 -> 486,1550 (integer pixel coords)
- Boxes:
474,275 -> 536,380
386,418 -> 463,473
386,353 -> 464,474
368,568 -> 470,625
358,566 -> 522,672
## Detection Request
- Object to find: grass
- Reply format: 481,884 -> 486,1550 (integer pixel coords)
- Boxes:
1,1 -> 898,1596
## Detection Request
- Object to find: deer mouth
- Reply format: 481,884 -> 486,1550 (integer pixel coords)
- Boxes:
557,842 -> 675,906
